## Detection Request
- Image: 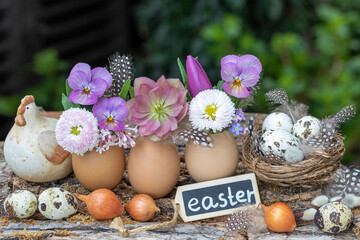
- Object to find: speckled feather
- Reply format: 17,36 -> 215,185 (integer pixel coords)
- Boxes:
266,89 -> 309,122
104,52 -> 135,98
178,128 -> 213,147
332,105 -> 356,125
226,207 -> 267,234
324,164 -> 360,198
302,105 -> 355,151
265,88 -> 289,106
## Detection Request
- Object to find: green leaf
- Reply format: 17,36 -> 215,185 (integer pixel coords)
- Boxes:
215,80 -> 225,90
129,86 -> 135,99
177,57 -> 188,86
65,78 -> 72,96
61,93 -> 74,110
177,57 -> 192,101
119,79 -> 131,100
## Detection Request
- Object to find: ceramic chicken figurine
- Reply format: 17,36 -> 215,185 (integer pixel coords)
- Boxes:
4,95 -> 72,182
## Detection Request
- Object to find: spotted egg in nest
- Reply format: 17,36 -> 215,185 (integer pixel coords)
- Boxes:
259,129 -> 302,161
292,116 -> 321,141
262,112 -> 293,133
314,202 -> 353,233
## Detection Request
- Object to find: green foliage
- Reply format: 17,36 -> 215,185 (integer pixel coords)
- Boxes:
61,93 -> 74,110
0,48 -> 70,116
135,0 -> 360,163
119,79 -> 132,101
29,48 -> 69,111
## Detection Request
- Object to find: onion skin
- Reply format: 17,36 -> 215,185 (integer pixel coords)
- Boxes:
75,189 -> 123,220
261,202 -> 296,232
124,194 -> 160,222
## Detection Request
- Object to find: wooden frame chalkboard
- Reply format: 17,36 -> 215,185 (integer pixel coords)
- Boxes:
175,173 -> 261,222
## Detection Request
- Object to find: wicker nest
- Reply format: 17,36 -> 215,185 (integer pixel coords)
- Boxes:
242,116 -> 345,187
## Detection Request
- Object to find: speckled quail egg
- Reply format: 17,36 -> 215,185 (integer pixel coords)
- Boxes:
259,129 -> 301,158
314,201 -> 353,233
292,116 -> 321,141
3,190 -> 37,218
262,112 -> 293,133
38,187 -> 78,220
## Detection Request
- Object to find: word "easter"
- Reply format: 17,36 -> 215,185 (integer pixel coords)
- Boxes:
188,187 -> 255,212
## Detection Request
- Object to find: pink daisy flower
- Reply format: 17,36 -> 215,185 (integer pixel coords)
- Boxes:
55,108 -> 99,155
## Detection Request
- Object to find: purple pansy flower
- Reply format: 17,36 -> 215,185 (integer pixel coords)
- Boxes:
220,55 -> 262,98
68,63 -> 113,105
92,97 -> 128,131
186,55 -> 212,97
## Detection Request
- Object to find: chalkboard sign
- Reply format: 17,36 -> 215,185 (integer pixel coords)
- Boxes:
175,173 -> 260,222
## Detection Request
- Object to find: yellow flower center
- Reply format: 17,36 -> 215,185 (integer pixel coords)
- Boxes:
83,87 -> 90,94
154,104 -> 164,114
232,78 -> 243,89
107,116 -> 114,125
205,104 -> 218,120
150,102 -> 168,121
71,126 -> 81,135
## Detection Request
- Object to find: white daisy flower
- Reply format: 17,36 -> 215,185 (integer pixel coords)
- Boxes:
189,89 -> 235,132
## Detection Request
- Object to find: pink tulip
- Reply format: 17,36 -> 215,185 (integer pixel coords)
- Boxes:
186,55 -> 212,97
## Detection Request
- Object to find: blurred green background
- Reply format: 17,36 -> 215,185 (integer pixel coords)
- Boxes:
0,0 -> 359,163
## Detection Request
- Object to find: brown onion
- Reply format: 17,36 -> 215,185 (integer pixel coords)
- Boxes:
124,194 -> 160,222
75,189 -> 123,220
261,202 -> 296,232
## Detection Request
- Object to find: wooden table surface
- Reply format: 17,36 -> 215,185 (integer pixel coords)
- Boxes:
0,134 -> 359,239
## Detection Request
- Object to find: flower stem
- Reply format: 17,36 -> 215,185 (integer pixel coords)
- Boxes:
237,97 -> 253,109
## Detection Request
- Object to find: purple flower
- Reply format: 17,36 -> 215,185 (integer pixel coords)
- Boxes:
92,97 -> 128,131
221,55 -> 262,98
68,63 -> 113,105
186,55 -> 212,97
233,108 -> 246,123
126,76 -> 188,141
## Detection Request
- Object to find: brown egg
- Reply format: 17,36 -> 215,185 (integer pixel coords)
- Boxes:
185,131 -> 238,182
72,146 -> 125,191
127,137 -> 180,199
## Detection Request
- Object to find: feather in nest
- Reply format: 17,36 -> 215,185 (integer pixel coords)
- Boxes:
265,88 -> 308,123
302,104 -> 356,155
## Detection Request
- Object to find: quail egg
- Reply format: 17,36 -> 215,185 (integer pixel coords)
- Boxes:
314,202 -> 353,233
259,129 -> 301,158
3,190 -> 37,218
262,112 -> 293,133
38,187 -> 78,220
292,116 -> 321,141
